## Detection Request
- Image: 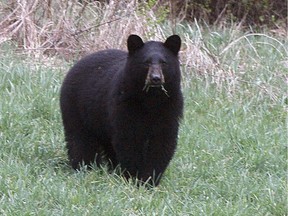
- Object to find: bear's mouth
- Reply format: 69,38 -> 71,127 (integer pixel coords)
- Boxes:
142,83 -> 169,97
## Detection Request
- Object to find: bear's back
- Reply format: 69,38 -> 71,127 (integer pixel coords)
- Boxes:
60,49 -> 127,134
68,49 -> 127,78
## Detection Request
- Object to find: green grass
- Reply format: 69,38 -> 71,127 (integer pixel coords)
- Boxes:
0,30 -> 287,215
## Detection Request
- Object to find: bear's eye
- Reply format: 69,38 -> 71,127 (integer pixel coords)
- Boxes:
143,60 -> 151,66
160,60 -> 167,65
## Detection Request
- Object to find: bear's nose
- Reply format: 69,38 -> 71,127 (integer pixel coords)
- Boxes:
151,74 -> 162,85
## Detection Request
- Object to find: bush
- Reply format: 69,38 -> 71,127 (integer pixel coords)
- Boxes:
152,0 -> 287,27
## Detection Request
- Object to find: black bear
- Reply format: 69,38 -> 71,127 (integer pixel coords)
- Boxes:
60,35 -> 183,186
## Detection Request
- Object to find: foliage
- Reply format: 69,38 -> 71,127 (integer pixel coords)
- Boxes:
154,0 -> 287,28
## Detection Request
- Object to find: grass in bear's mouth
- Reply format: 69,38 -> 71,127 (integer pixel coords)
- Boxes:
142,84 -> 170,97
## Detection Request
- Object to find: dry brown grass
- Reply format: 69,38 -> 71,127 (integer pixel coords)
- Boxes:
0,1 -> 212,60
0,0 -> 286,102
0,0 -> 219,82
0,0 -> 170,59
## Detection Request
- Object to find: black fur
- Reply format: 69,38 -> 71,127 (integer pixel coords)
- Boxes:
60,35 -> 183,186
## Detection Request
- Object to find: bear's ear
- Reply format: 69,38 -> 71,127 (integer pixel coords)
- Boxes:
164,35 -> 181,55
127,35 -> 144,54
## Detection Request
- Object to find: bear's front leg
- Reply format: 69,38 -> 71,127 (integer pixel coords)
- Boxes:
110,104 -> 148,182
111,128 -> 146,181
110,102 -> 180,186
138,136 -> 177,186
113,132 -> 177,186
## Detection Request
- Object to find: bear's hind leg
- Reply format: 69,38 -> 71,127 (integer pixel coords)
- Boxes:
101,141 -> 119,171
66,133 -> 103,170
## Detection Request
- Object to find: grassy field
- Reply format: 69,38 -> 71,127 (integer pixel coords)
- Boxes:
0,26 -> 287,215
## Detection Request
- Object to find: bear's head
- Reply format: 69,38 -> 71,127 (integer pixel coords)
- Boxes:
126,35 -> 181,96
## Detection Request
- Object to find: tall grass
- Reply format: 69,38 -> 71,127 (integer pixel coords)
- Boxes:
0,1 -> 287,215
0,42 -> 286,214
1,0 -> 286,100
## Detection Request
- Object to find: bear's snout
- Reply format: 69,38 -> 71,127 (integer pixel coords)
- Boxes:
146,64 -> 165,86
